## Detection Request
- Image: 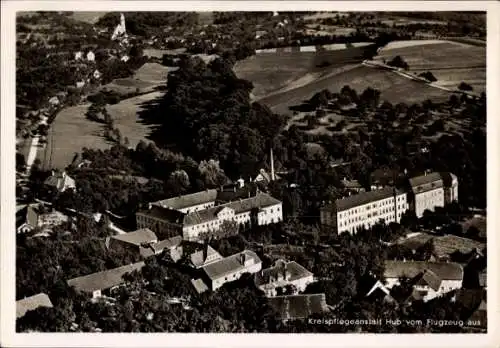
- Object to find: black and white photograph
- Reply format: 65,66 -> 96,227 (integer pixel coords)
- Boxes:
1,1 -> 499,347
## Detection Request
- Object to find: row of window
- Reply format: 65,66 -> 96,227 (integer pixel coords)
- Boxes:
341,197 -> 406,218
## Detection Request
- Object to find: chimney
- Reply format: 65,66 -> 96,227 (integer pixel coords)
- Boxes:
240,253 -> 246,265
270,148 -> 275,181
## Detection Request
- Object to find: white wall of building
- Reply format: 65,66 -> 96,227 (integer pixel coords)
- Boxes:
384,277 -> 462,302
211,261 -> 262,290
336,193 -> 408,234
414,188 -> 444,218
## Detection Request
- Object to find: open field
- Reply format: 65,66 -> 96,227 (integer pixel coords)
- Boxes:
235,44 -> 375,100
39,92 -> 162,169
100,63 -> 175,96
258,65 -> 450,115
69,12 -> 107,24
375,40 -> 486,93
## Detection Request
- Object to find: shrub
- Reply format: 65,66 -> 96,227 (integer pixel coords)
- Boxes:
458,82 -> 473,91
418,71 -> 437,82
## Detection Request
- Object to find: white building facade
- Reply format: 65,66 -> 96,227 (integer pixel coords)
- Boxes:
409,173 -> 446,218
203,250 -> 262,291
321,188 -> 408,234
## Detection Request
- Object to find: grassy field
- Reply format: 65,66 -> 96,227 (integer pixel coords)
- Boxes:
100,63 -> 175,96
39,91 -> 163,169
258,64 -> 450,115
376,40 -> 486,93
69,11 -> 107,24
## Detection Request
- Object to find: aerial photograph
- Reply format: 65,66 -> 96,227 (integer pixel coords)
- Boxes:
14,10 -> 486,333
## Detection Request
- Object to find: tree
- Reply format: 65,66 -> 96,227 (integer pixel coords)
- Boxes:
458,82 -> 473,91
387,55 -> 409,70
418,71 -> 437,82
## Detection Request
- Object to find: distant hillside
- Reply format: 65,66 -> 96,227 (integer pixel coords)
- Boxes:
69,11 -> 107,24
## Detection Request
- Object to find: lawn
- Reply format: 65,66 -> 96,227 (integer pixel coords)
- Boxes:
100,63 -> 176,96
258,65 -> 450,115
376,40 -> 486,93
39,91 -> 163,169
69,11 -> 107,24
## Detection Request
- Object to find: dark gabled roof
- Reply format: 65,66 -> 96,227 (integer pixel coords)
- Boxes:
136,205 -> 186,224
67,262 -> 145,293
110,228 -> 157,246
409,172 -> 443,194
384,261 -> 463,281
16,293 -> 53,319
190,245 -> 222,268
152,189 -> 218,211
202,250 -> 261,280
255,259 -> 313,287
269,293 -> 328,320
414,269 -> 442,291
322,187 -> 404,213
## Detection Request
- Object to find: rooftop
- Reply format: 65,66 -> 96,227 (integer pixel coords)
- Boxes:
140,192 -> 281,227
203,250 -> 261,280
384,260 -> 463,281
191,278 -> 209,294
184,193 -> 281,226
190,245 -> 223,268
136,205 -> 185,224
414,269 -> 442,291
409,172 -> 444,194
16,293 -> 53,319
152,189 -> 218,211
322,187 -> 404,212
110,228 -> 157,246
269,293 -> 328,321
67,262 -> 145,293
255,259 -> 313,288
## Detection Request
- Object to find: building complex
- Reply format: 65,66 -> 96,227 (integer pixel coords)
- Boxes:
136,190 -> 283,241
321,171 -> 459,234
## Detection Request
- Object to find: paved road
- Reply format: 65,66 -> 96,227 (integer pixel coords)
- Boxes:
25,135 -> 40,174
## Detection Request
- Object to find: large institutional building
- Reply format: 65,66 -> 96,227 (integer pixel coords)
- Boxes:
320,187 -> 409,235
136,189 -> 283,241
321,171 -> 459,234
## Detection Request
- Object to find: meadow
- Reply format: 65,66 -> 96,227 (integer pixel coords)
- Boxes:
39,91 -> 162,169
375,40 -> 486,93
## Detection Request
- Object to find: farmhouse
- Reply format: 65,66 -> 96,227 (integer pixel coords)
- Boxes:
17,204 -> 69,234
67,261 -> 145,299
383,260 -> 464,302
137,192 -> 283,241
320,187 -> 409,234
16,293 -> 53,319
202,250 -> 262,291
268,293 -> 328,322
254,259 -> 314,297
44,170 -> 76,193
